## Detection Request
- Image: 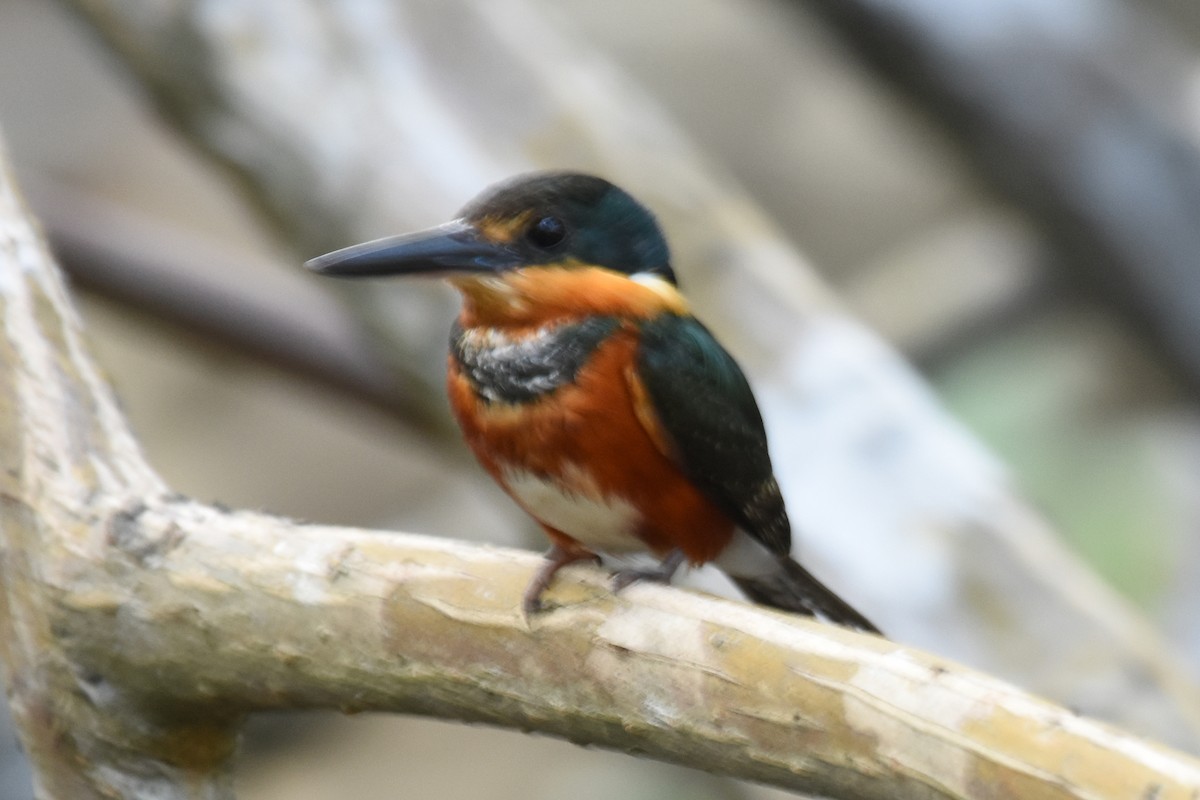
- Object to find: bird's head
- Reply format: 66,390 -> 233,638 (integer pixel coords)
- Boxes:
306,172 -> 675,288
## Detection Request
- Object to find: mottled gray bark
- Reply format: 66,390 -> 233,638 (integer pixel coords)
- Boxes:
53,0 -> 1200,750
5,130 -> 1200,796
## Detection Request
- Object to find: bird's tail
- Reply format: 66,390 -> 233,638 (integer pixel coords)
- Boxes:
731,557 -> 881,635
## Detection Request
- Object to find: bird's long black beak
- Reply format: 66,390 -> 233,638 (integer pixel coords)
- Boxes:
305,220 -> 521,278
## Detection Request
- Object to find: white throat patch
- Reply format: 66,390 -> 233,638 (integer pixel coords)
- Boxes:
630,272 -> 679,303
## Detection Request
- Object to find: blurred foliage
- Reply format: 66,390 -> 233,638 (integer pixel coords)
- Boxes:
935,309 -> 1178,607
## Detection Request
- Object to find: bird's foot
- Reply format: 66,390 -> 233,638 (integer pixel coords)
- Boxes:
611,549 -> 686,592
522,545 -> 600,616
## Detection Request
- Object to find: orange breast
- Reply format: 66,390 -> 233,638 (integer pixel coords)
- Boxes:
447,323 -> 735,564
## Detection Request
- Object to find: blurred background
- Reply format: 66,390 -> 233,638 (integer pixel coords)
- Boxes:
3,0 -> 1200,797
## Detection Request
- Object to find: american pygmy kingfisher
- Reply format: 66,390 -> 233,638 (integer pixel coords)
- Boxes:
307,171 -> 879,634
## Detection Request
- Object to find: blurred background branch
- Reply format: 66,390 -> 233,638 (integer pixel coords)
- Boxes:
0,0 -> 1197,797
9,133 -> 1199,800
797,0 -> 1200,397
31,177 -> 407,416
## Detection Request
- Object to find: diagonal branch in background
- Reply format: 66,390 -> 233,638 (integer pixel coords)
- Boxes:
56,0 -> 1200,749
1,142 -> 1199,798
27,177 -> 409,421
793,0 -> 1200,400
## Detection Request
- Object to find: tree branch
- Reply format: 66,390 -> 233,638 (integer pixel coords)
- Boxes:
58,503 -> 1200,800
4,131 -> 1200,798
56,0 -> 1200,750
792,0 -> 1200,398
26,176 -> 412,421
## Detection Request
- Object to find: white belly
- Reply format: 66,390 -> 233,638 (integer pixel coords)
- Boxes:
502,464 -> 644,553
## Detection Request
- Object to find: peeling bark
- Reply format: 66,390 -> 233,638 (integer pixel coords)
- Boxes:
7,131 -> 1200,796
3,134 -> 1200,797
52,0 -> 1200,750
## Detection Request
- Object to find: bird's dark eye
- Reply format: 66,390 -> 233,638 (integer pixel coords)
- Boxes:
526,215 -> 567,249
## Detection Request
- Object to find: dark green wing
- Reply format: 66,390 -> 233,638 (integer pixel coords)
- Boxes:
636,314 -> 791,555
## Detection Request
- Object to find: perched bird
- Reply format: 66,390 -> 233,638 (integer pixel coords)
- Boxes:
307,172 -> 879,634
